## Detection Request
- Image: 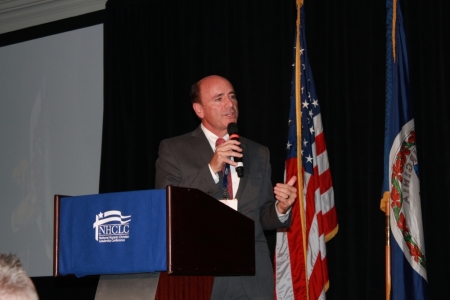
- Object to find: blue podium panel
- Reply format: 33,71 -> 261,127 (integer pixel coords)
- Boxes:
58,189 -> 166,277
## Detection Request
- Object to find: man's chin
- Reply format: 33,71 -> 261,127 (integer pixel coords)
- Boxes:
225,118 -> 238,125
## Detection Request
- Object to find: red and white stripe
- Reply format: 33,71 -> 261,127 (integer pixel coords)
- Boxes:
275,113 -> 337,300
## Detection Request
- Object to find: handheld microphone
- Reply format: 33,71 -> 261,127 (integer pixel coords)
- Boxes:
227,122 -> 244,178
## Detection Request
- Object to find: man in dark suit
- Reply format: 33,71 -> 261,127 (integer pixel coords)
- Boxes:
155,75 -> 297,300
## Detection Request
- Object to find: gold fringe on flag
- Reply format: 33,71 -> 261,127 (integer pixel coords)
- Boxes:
392,0 -> 397,62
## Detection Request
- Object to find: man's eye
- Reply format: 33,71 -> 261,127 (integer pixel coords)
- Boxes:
215,98 -> 221,101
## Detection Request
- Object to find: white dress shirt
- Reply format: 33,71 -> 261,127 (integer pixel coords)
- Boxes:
200,124 -> 289,222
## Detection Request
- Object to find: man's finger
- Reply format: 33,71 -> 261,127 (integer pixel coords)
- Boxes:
286,176 -> 297,186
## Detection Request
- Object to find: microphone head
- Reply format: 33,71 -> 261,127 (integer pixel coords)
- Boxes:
227,122 -> 239,134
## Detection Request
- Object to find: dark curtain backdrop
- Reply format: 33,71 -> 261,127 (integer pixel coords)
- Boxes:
100,0 -> 450,299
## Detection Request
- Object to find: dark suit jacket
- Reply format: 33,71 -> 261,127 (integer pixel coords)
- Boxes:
155,126 -> 290,299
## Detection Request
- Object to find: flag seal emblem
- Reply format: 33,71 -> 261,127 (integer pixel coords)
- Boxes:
92,210 -> 131,243
389,124 -> 426,269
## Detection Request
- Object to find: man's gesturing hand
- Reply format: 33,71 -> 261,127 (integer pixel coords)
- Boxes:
274,176 -> 297,214
210,139 -> 243,174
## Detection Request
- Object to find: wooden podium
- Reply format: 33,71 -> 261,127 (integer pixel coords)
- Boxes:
53,186 -> 255,299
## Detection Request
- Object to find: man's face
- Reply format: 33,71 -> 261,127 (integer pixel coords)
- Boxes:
193,76 -> 239,136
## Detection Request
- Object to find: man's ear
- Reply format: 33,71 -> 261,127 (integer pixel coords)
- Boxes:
193,103 -> 204,118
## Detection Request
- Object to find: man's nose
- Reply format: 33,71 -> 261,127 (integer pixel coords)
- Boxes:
224,96 -> 234,107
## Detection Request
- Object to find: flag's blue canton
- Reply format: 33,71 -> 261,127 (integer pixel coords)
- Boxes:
287,65 -> 298,160
286,14 -> 322,177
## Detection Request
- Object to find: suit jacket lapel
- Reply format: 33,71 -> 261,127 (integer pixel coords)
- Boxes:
190,126 -> 214,166
235,137 -> 249,202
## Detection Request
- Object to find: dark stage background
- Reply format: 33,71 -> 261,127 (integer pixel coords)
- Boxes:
5,0 -> 449,299
100,0 -> 450,299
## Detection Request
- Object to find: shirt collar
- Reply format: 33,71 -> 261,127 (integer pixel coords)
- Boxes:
200,123 -> 229,151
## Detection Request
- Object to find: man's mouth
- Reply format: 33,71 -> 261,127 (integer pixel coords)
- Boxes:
223,110 -> 237,118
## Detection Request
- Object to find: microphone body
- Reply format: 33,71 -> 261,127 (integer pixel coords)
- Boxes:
227,122 -> 244,178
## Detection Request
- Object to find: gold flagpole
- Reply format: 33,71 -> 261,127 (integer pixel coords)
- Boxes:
384,2 -> 396,299
385,194 -> 391,300
295,0 -> 308,299
381,192 -> 391,300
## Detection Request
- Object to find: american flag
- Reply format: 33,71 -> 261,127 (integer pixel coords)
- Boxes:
275,1 -> 338,299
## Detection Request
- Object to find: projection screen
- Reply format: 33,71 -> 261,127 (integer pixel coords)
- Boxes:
0,24 -> 103,277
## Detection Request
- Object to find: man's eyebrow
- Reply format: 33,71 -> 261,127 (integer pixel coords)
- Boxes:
213,92 -> 235,98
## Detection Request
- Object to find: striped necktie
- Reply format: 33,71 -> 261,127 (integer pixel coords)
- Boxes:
215,138 -> 233,199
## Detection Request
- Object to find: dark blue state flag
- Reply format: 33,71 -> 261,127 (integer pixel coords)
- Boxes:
383,0 -> 428,299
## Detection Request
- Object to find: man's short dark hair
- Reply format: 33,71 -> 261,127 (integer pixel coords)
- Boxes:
190,81 -> 201,104
0,253 -> 38,300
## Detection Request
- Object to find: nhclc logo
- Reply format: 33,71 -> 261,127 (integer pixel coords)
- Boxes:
93,210 -> 131,243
